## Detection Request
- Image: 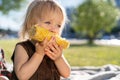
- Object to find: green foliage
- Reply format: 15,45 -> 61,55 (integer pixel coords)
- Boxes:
72,0 -> 119,44
0,0 -> 25,14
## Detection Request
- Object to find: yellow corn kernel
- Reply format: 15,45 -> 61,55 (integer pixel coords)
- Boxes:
28,25 -> 70,49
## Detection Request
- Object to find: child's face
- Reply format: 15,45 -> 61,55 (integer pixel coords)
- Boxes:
38,17 -> 63,35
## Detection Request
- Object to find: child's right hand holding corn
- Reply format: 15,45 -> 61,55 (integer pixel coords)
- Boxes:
35,38 -> 48,57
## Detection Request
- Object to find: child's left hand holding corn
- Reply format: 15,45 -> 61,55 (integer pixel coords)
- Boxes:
44,36 -> 63,61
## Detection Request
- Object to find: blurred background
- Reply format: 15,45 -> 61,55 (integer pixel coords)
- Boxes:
0,0 -> 120,67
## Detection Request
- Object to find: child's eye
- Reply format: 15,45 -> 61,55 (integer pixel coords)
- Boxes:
57,25 -> 61,28
45,21 -> 51,24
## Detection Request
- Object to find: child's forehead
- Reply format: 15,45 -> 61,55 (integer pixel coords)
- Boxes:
40,10 -> 63,22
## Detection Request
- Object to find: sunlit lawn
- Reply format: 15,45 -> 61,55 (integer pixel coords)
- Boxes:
0,39 -> 19,63
64,45 -> 120,66
0,39 -> 120,67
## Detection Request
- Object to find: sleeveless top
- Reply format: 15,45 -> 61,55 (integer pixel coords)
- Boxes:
10,40 -> 60,80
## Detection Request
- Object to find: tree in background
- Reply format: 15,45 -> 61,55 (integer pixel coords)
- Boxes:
0,0 -> 25,14
71,0 -> 120,45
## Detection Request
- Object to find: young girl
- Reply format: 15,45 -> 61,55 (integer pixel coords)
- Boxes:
11,0 -> 71,80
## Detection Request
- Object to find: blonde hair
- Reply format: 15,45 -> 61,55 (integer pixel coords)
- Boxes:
20,0 -> 67,40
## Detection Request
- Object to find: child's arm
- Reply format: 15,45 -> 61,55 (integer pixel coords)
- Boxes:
54,55 -> 71,78
14,45 -> 44,80
14,39 -> 48,80
45,37 -> 71,78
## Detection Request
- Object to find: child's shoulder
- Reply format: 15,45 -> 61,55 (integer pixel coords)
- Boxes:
16,40 -> 34,49
16,40 -> 31,45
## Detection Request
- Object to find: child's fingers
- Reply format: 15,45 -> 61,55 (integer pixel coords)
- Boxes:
48,43 -> 57,53
35,42 -> 39,49
52,42 -> 59,51
46,36 -> 55,47
49,36 -> 55,43
38,37 -> 48,47
45,48 -> 55,60
43,37 -> 48,44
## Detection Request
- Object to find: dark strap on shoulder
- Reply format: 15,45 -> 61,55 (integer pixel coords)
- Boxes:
11,40 -> 35,62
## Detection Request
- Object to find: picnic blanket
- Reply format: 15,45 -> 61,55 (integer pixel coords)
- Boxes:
62,64 -> 120,80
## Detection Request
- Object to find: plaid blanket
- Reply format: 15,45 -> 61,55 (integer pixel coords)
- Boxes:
62,64 -> 120,80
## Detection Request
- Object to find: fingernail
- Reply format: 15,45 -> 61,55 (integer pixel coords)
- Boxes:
36,43 -> 38,46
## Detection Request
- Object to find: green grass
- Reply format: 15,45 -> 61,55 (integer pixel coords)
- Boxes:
64,45 -> 120,66
0,39 -> 19,63
0,39 -> 120,67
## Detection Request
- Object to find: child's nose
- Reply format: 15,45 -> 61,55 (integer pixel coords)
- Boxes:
49,26 -> 57,33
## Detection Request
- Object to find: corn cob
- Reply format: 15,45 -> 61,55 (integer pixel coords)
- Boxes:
28,25 -> 70,49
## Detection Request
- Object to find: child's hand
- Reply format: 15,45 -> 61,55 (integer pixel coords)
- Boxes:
35,38 -> 48,56
44,36 -> 63,61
